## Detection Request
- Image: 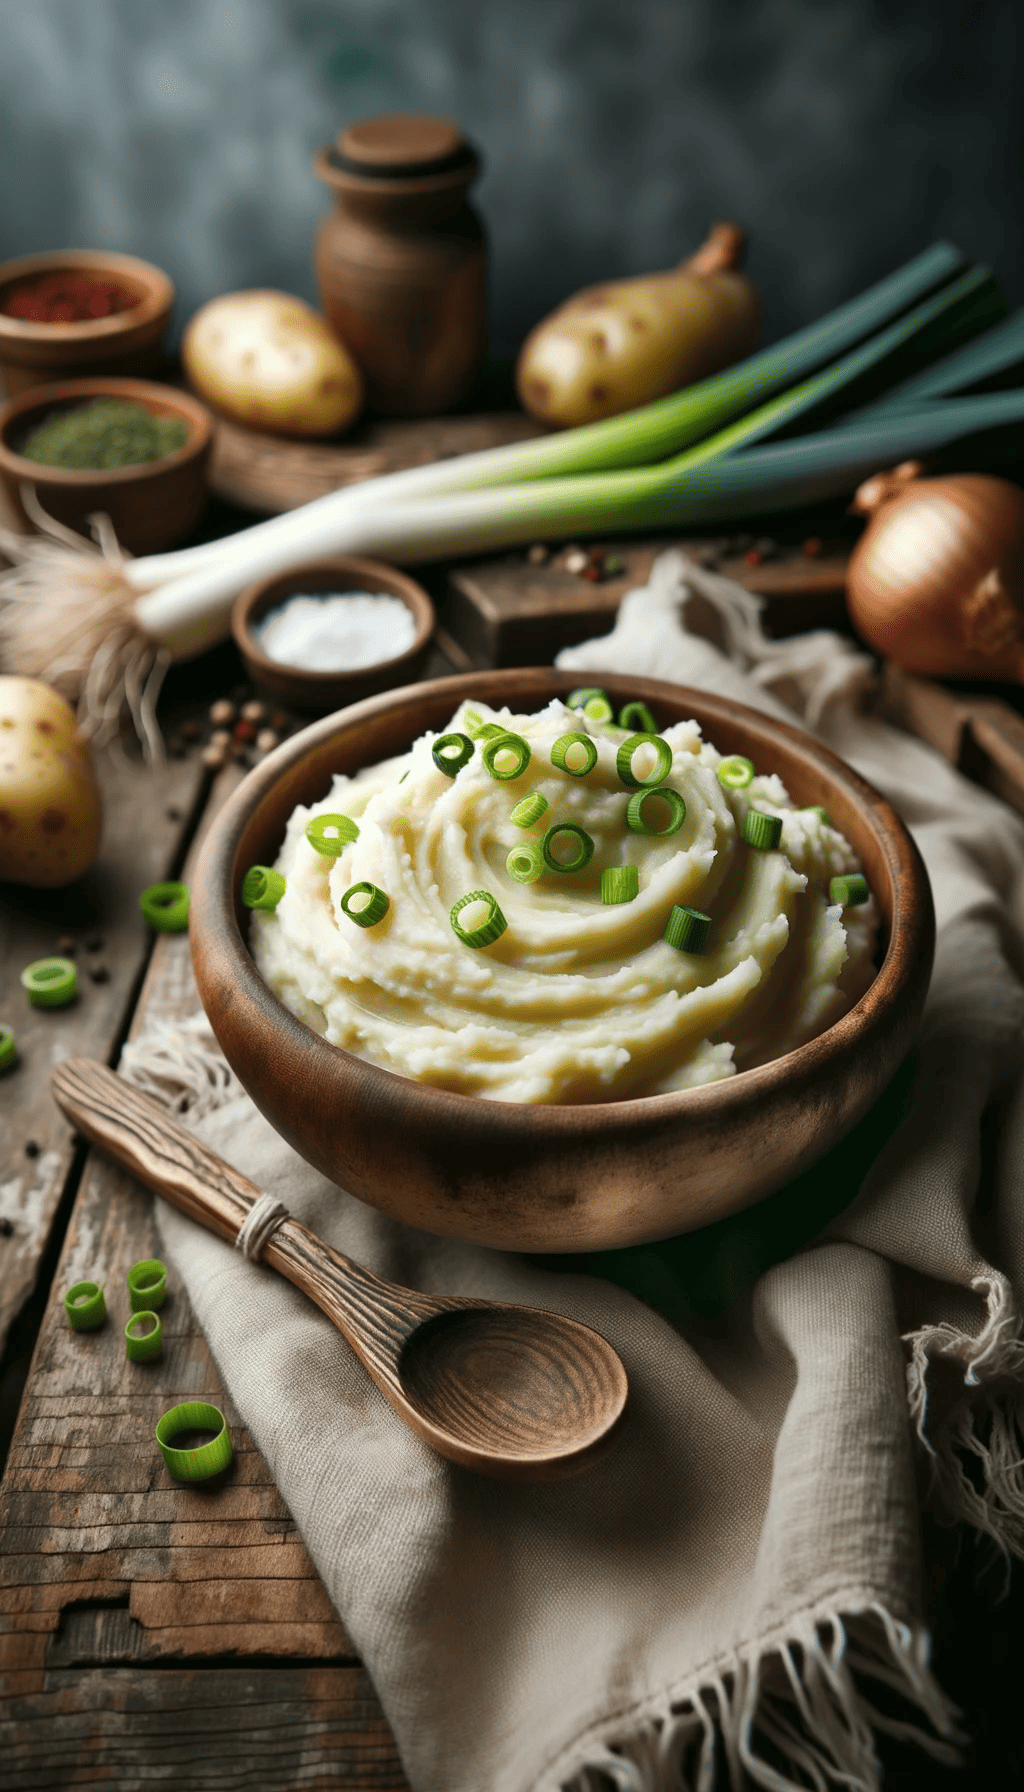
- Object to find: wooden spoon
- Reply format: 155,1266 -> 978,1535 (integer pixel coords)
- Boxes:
51,1060 -> 628,1481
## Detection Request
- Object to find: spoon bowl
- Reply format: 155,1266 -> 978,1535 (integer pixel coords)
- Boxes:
50,1058 -> 628,1481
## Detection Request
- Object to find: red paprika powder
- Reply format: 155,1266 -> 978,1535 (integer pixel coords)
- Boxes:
1,269 -> 141,324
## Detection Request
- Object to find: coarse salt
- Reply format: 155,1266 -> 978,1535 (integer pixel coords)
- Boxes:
256,591 -> 418,672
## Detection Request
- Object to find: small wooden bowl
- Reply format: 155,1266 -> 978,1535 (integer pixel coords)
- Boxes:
0,249 -> 174,396
231,556 -> 435,712
191,670 -> 935,1254
0,376 -> 213,555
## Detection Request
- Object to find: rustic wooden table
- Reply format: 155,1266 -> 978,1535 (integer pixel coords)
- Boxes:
3,442 -> 1024,1788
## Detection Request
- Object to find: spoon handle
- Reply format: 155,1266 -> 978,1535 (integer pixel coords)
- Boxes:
50,1059 -> 436,1396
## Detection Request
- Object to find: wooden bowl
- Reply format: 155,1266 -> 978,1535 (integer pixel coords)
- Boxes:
190,669 -> 934,1254
0,249 -> 174,396
0,376 -> 213,555
231,556 -> 435,712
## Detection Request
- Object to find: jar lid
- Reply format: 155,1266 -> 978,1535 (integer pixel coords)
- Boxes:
329,113 -> 477,181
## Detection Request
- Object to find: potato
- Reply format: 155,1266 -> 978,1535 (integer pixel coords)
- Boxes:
182,290 -> 364,438
0,677 -> 103,888
516,225 -> 762,429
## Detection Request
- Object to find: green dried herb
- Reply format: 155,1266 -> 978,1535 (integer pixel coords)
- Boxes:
19,399 -> 188,470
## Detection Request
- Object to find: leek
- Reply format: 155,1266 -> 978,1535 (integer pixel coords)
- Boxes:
851,309 -> 1024,413
121,239 -> 970,593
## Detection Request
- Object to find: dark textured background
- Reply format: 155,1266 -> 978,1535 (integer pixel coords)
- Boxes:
1,0 -> 1021,361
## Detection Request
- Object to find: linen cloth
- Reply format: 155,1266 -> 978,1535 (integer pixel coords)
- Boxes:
142,551 -> 1024,1792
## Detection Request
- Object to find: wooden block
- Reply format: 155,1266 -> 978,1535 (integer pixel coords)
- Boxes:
444,543 -> 852,667
876,661 -> 1024,816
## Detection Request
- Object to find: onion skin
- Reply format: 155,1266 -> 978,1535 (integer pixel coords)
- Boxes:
846,465 -> 1024,681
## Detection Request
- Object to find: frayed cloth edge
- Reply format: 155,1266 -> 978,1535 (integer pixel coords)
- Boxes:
542,1597 -> 963,1792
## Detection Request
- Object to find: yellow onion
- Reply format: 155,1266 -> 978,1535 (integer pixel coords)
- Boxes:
846,464 -> 1024,680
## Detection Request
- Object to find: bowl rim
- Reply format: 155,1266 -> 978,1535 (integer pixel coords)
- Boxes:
191,668 -> 934,1138
0,375 -> 214,486
231,555 -> 437,694
0,248 -> 174,344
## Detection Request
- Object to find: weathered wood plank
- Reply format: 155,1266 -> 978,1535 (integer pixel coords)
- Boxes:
1,1664 -> 409,1790
0,767 -> 356,1696
0,748 -> 206,1361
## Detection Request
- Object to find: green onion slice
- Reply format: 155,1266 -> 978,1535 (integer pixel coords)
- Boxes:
241,865 -> 286,910
341,882 -> 390,928
506,842 -> 545,884
125,1311 -> 163,1362
139,882 -> 190,933
618,701 -> 657,733
582,695 -> 614,723
602,865 -> 640,904
626,788 -> 687,837
482,732 -> 531,781
20,956 -> 78,1007
744,809 -> 784,851
616,732 -> 672,789
0,1023 -> 16,1073
541,823 -> 595,873
471,722 -> 507,740
829,872 -> 870,907
127,1259 -> 168,1313
551,731 -> 598,777
306,813 -> 359,855
717,756 -> 756,790
664,905 -> 712,953
567,686 -> 609,712
805,805 -> 833,827
432,732 -> 474,777
64,1280 -> 107,1331
155,1401 -> 233,1483
450,889 -> 508,948
511,793 -> 549,828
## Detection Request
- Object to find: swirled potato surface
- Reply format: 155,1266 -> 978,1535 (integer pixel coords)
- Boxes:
251,700 -> 877,1104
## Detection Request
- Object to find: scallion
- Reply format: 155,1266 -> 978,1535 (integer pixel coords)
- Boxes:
626,788 -> 686,836
341,882 -> 390,927
432,732 -> 474,777
506,842 -> 545,884
744,810 -> 783,851
551,731 -> 598,776
617,733 -> 672,790
482,732 -> 531,781
663,906 -> 712,953
717,756 -> 755,790
541,823 -> 595,873
307,814 -> 359,855
601,865 -> 640,904
450,889 -> 508,948
510,793 -> 549,828
241,865 -> 286,910
829,872 -> 870,907
618,701 -> 657,732
567,687 -> 611,711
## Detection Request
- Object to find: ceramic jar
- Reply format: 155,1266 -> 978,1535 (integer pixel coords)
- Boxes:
313,113 -> 487,416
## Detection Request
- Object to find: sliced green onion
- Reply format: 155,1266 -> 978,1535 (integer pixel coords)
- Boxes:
450,889 -> 508,947
472,722 -> 507,740
506,842 -> 545,884
618,701 -> 657,733
21,956 -> 78,1007
829,872 -> 870,907
306,813 -> 359,855
125,1311 -> 163,1362
744,810 -> 784,851
551,731 -> 598,777
341,882 -> 390,927
602,865 -> 640,904
0,1023 -> 16,1073
617,733 -> 672,790
664,906 -> 712,953
127,1259 -> 168,1313
541,823 -> 595,873
482,732 -> 531,781
626,788 -> 687,836
717,756 -> 755,790
139,883 -> 190,933
241,865 -> 286,910
567,686 -> 609,711
155,1401 -> 233,1483
511,793 -> 548,828
582,695 -> 614,723
805,805 -> 833,826
432,732 -> 474,777
64,1280 -> 106,1331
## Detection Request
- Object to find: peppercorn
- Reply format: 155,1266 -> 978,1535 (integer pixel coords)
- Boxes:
202,742 -> 230,770
256,729 -> 279,754
25,1140 -> 40,1158
85,935 -> 103,953
271,712 -> 290,732
0,1218 -> 13,1237
209,699 -> 236,727
241,700 -> 266,723
180,720 -> 202,741
583,565 -> 602,583
603,554 -> 625,575
802,537 -> 823,558
166,735 -> 186,758
527,544 -> 549,565
166,806 -> 182,822
233,720 -> 257,744
87,962 -> 110,984
744,549 -> 762,567
564,549 -> 587,575
57,935 -> 76,956
1,269 -> 140,325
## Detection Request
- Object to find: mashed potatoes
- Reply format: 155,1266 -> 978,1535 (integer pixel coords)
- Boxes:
250,698 -> 878,1104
